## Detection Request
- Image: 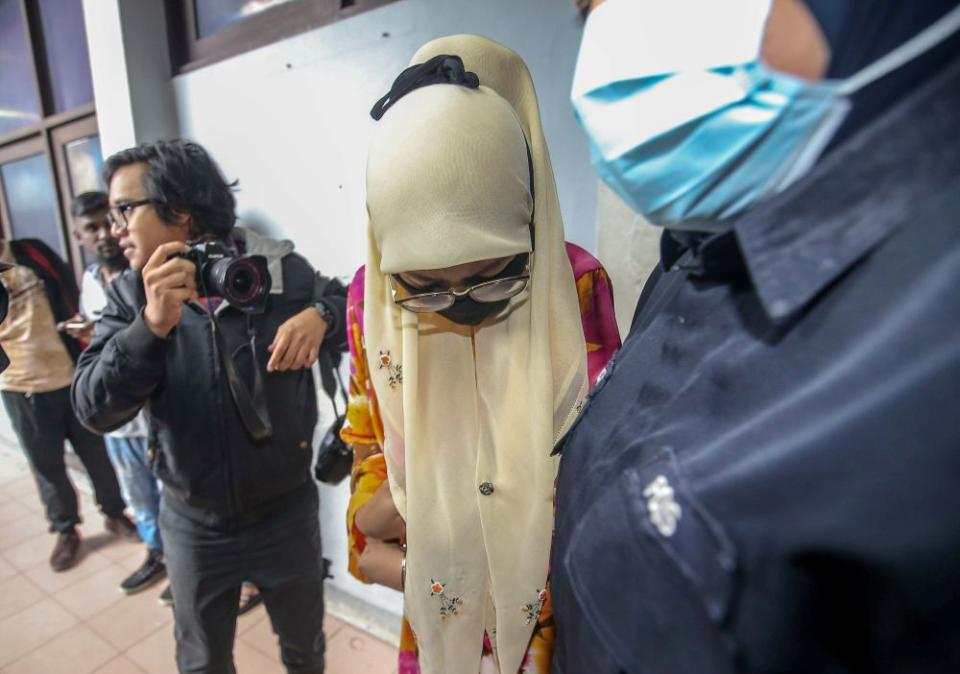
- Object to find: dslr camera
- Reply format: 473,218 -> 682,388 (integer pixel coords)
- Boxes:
175,241 -> 270,310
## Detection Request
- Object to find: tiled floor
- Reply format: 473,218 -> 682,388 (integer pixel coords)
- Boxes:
0,445 -> 398,673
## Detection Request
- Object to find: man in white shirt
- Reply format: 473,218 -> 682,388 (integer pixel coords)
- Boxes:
69,192 -> 166,595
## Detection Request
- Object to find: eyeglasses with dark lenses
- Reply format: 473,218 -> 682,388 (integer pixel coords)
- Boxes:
391,254 -> 532,313
106,199 -> 158,229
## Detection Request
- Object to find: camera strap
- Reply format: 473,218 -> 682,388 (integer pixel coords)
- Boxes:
317,348 -> 347,417
212,317 -> 273,442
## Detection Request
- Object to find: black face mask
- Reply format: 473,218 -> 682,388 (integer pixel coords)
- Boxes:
438,297 -> 509,326
394,254 -> 529,326
436,254 -> 528,326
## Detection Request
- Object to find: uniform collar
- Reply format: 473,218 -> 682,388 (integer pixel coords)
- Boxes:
665,57 -> 960,323
731,56 -> 960,323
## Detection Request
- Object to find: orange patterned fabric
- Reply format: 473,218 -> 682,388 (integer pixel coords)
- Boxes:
346,452 -> 387,581
343,242 -> 620,673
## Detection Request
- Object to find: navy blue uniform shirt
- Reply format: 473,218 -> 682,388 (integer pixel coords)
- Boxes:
551,57 -> 960,674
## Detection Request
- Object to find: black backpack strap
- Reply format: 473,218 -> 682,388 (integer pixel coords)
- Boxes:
317,348 -> 347,417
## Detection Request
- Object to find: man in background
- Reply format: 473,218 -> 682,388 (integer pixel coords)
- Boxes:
67,191 -> 166,595
0,234 -> 136,572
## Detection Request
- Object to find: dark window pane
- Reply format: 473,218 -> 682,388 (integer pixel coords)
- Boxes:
64,134 -> 105,268
0,0 -> 41,136
64,135 -> 104,195
36,0 -> 94,113
1,153 -> 63,257
195,0 -> 298,38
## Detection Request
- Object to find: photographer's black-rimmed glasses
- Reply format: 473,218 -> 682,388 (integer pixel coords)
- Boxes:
106,199 -> 159,229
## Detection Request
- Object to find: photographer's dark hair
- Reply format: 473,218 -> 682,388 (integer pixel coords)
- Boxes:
103,140 -> 237,238
70,191 -> 108,218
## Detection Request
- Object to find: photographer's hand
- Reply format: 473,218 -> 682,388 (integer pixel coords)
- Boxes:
267,306 -> 328,372
142,242 -> 198,338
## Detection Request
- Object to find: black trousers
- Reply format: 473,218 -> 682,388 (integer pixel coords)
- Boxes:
160,484 -> 326,674
1,386 -> 125,533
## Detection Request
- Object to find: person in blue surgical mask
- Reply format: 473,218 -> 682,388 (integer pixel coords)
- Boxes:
551,1 -> 960,672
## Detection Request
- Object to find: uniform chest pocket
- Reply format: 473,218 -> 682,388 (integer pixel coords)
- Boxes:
563,447 -> 739,674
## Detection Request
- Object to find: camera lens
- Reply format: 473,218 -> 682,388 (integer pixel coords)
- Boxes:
230,268 -> 254,295
213,258 -> 266,307
223,260 -> 259,305
201,253 -> 270,309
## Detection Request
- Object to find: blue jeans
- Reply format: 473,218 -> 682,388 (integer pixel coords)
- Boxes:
104,436 -> 162,552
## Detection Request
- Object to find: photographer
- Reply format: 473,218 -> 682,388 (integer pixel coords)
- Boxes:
72,140 -> 344,674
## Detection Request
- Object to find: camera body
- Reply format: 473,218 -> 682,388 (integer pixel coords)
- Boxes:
176,241 -> 271,310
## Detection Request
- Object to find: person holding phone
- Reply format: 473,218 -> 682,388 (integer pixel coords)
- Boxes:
0,234 -> 135,573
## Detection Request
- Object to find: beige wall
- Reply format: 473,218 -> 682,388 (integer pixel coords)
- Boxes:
595,181 -> 661,338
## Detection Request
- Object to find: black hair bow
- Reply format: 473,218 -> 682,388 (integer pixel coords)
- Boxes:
370,54 -> 480,120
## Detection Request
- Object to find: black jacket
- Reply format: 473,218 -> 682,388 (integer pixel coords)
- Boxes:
551,57 -> 960,673
72,248 -> 345,519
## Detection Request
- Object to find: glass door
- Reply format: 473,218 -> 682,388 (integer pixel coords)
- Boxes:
51,116 -> 104,269
0,0 -> 99,280
0,135 -> 67,260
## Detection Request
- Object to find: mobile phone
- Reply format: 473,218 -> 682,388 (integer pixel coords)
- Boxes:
64,321 -> 89,330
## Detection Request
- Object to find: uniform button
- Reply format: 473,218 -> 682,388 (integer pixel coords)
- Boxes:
299,440 -> 309,449
478,481 -> 495,496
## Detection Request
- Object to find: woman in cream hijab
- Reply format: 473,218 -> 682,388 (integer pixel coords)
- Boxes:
342,35 -> 620,674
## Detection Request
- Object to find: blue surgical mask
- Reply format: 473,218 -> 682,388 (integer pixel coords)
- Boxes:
572,0 -> 960,230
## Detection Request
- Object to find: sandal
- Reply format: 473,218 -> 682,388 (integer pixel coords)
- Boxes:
238,582 -> 263,615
